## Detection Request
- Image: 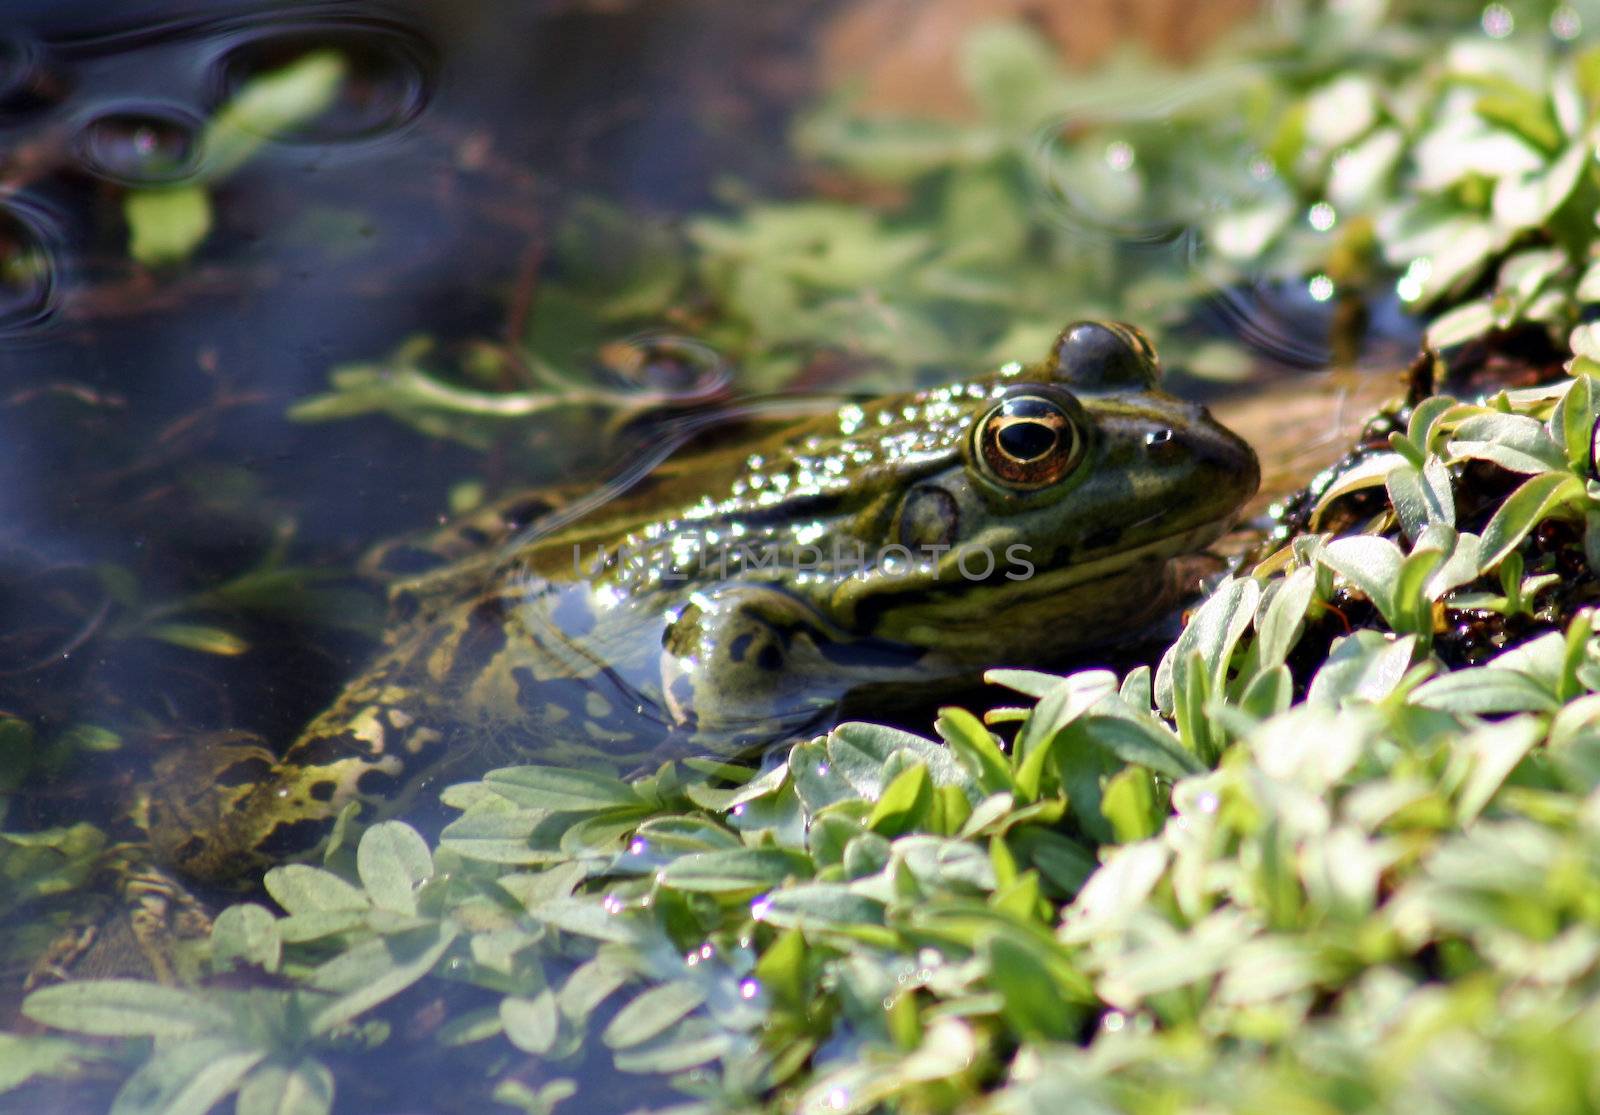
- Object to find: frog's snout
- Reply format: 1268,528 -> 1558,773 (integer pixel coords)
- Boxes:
1179,408 -> 1260,518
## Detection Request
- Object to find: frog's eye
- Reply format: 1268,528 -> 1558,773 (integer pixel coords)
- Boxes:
975,394 -> 1083,490
1050,321 -> 1160,391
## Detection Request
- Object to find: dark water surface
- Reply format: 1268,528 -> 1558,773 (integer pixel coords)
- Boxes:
0,5 -> 843,1109
0,0 -> 820,793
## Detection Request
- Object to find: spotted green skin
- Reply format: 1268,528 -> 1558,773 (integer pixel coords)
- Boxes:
149,322 -> 1258,881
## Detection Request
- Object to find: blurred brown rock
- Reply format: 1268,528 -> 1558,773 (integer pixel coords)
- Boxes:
821,0 -> 1259,117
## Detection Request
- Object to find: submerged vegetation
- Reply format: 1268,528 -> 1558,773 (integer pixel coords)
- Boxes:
10,0 -> 1600,1112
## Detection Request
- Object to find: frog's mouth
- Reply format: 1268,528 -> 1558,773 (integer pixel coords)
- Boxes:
862,515 -> 1236,663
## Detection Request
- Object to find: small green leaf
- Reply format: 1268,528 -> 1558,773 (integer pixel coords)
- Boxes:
754,928 -> 808,1008
1492,142 -> 1589,233
1254,567 -> 1316,670
985,933 -> 1080,1041
501,991 -> 561,1055
1478,471 -> 1585,572
1077,714 -> 1206,779
601,980 -> 707,1049
201,51 -> 346,178
936,707 -> 1014,795
1320,535 -> 1403,621
23,981 -> 235,1038
483,766 -> 642,812
867,762 -> 935,837
758,884 -> 887,934
1447,412 -> 1567,474
1101,768 -> 1161,843
108,1036 -> 264,1115
263,864 -> 368,916
125,188 -> 214,268
1456,718 -> 1543,822
658,847 -> 812,893
1411,669 -> 1560,714
235,1060 -> 335,1115
144,621 -> 246,656
211,904 -> 282,974
308,926 -> 459,1034
356,822 -> 433,915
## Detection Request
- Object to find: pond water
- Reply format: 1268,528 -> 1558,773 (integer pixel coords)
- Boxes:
0,0 -> 1437,1110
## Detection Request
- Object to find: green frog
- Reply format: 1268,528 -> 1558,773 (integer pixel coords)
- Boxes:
145,321 -> 1258,885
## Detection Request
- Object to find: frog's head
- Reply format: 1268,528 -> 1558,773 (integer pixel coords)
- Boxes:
824,321 -> 1259,663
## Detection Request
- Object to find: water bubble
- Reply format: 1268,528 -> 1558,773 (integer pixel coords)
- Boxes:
1104,140 -> 1135,172
1396,257 -> 1432,303
1308,274 -> 1336,302
628,837 -> 648,856
1201,274 -> 1337,368
597,334 -> 732,404
739,978 -> 760,1000
1194,790 -> 1220,814
0,200 -> 61,336
825,1088 -> 850,1111
1033,99 -> 1275,245
1481,3 -> 1514,38
1307,202 -> 1337,232
602,894 -> 625,915
206,19 -> 435,145
74,105 -> 202,186
1102,1010 -> 1127,1033
1551,6 -> 1582,40
750,894 -> 772,920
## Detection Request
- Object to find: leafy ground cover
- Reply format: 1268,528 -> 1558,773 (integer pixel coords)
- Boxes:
8,1 -> 1600,1112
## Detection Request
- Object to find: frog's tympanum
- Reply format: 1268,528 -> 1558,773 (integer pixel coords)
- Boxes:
149,322 -> 1258,882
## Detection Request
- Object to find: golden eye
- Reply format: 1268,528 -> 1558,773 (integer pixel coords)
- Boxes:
975,394 -> 1083,489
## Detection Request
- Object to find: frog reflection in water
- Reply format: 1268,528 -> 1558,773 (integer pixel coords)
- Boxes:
148,322 -> 1259,883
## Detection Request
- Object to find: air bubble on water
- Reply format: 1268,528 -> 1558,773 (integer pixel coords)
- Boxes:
206,17 -> 436,145
825,1088 -> 850,1111
739,978 -> 760,1000
74,105 -> 202,186
1551,6 -> 1582,39
1481,3 -> 1514,38
1307,201 -> 1337,232
600,333 -> 732,404
1104,140 -> 1135,172
628,837 -> 648,856
0,199 -> 61,336
1308,274 -> 1336,302
1103,1011 -> 1127,1033
602,894 -> 625,915
750,895 -> 772,920
1396,257 -> 1432,303
1195,790 -> 1220,814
